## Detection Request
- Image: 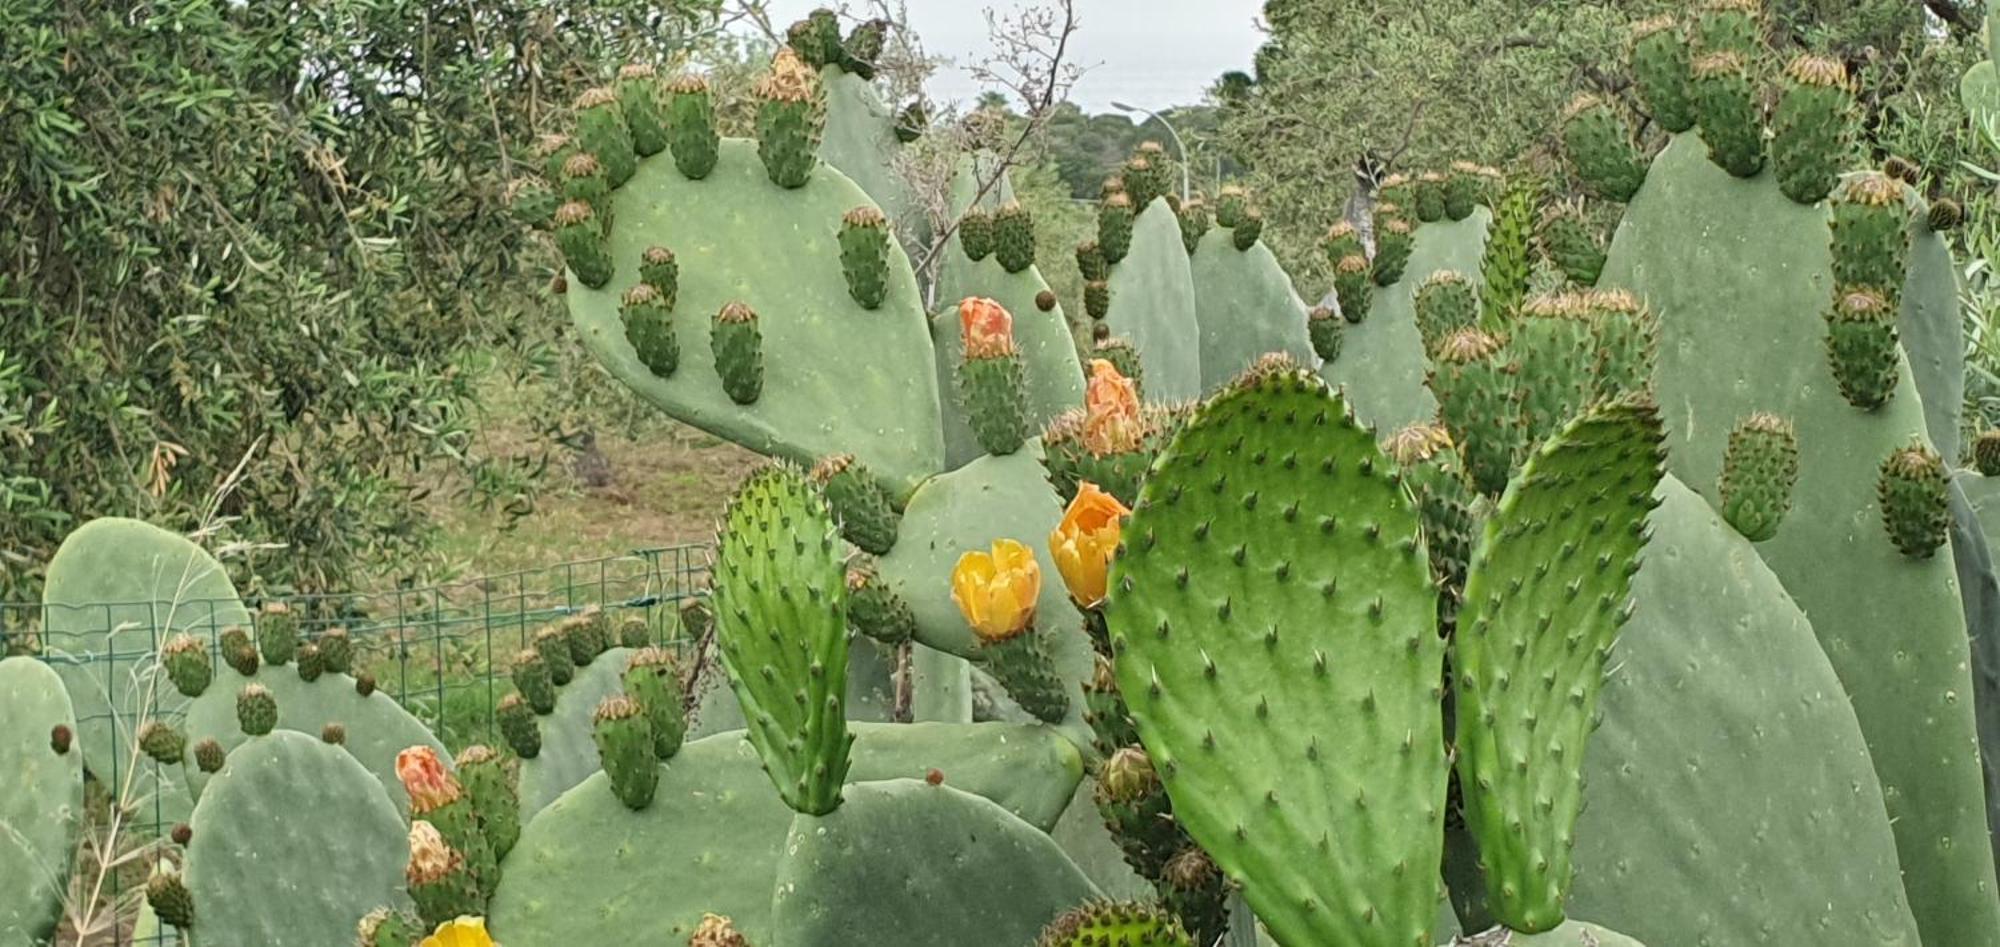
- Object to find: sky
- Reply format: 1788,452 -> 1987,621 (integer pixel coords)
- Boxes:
751,0 -> 1268,113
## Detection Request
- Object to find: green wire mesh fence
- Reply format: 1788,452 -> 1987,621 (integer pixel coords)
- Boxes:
2,543 -> 711,945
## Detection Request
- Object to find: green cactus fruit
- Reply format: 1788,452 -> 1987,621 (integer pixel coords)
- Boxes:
1232,207 -> 1264,251
574,606 -> 615,663
1295,306 -> 1341,368
1157,848 -> 1229,947
995,200 -> 1038,273
615,63 -> 667,158
1036,289 -> 1058,312
554,199 -> 614,289
1093,338 -> 1145,395
1099,194 -> 1135,265
322,722 -> 345,745
295,641 -> 324,682
1214,186 -> 1250,228
592,695 -> 659,810
1585,289 -> 1659,399
1512,293 -> 1600,448
1929,197 -> 1964,234
1693,0 -> 1763,57
1977,429 -> 2000,476
1374,217 -> 1415,286
163,633 -> 212,698
1561,95 -> 1647,203
316,628 -> 352,675
1084,280 -> 1111,321
512,649 -> 557,714
146,872 -> 195,930
508,176 -> 560,230
1539,201 -> 1605,287
1082,655 -> 1138,754
357,907 -> 426,947
1383,423 -> 1476,600
1036,900 -> 1194,947
976,623 -> 1071,725
1094,747 -> 1185,880
259,601 -> 299,666
624,647 -> 688,762
1429,328 -> 1524,496
959,350 -> 1029,456
786,8 -> 844,68
612,616 -> 646,649
621,282 -> 679,379
1416,171 -> 1448,222
665,73 -> 719,179
1039,401 -> 1176,510
712,466 -> 853,816
237,683 -> 276,736
193,737 -> 226,773
534,625 -> 576,685
838,205 -> 892,309
755,50 -> 825,189
1414,270 -> 1479,355
573,86 -> 636,188
636,245 -> 679,305
1692,51 -> 1765,178
1453,400 -> 1665,933
1379,173 -> 1415,210
533,132 -> 577,183
406,821 -> 483,929
1123,155 -> 1168,212
218,626 -> 257,677
955,208 -> 995,262
1333,253 -> 1374,323
1879,441 -> 1949,558
1076,239 -> 1108,282
894,100 -> 928,143
1444,162 -> 1490,220
560,617 -> 596,667
1718,412 -> 1799,542
1176,197 -> 1210,255
1480,178 -> 1539,326
1629,16 -> 1697,133
1829,171 -> 1911,299
139,719 -> 186,765
1104,362 -> 1447,947
1322,219 -> 1365,264
711,301 -> 765,405
498,692 -> 540,759
840,19 -> 888,79
560,150 -> 611,213
1823,287 -> 1901,410
1771,55 -> 1854,204
846,559 -> 917,647
810,453 -> 902,554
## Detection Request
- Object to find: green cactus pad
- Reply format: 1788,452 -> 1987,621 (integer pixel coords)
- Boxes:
1547,477 -> 1922,946
1322,209 -> 1490,433
1899,201 -> 1966,459
1453,400 -> 1665,933
0,659 -> 82,944
819,67 -> 928,245
1629,17 -> 1697,133
1190,228 -> 1317,391
770,779 -> 1100,947
1105,368 -> 1447,947
1036,899 -> 1194,947
1480,180 -> 1538,326
41,517 -> 253,825
1539,203 -> 1606,287
488,723 -> 1082,943
183,731 -> 406,947
565,138 -> 942,495
1103,199 -> 1202,401
1599,133 -> 2000,945
1560,96 -> 1647,202
517,646 -> 637,815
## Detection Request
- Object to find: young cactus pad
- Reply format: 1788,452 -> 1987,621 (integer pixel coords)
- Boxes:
0,658 -> 83,944
1103,364 -> 1448,947
563,137 -> 942,494
1452,399 -> 1666,933
711,466 -> 853,815
1101,198 -> 1203,401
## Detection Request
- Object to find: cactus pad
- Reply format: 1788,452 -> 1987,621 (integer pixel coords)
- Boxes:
517,646 -> 638,816
1102,200 -> 1202,401
0,658 -> 83,944
1190,226 -> 1317,390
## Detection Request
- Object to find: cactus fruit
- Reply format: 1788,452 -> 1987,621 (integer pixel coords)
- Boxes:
533,625 -> 577,686
296,641 -> 324,682
139,719 -> 186,765
624,647 -> 688,761
952,539 -> 1070,724
555,200 -> 614,289
1429,328 -> 1523,496
357,907 -> 426,947
1829,172 -> 1911,298
754,49 -> 825,189
194,738 -> 226,773
1035,900 -> 1194,947
568,607 -> 614,664
49,724 -> 70,755
575,87 -> 636,188
1035,289 -> 1058,312
1878,441 -> 1949,558
399,745 -> 496,904
1586,289 -> 1658,398
1374,216 -> 1415,285
146,872 -> 195,930
841,19 -> 888,79
957,298 -> 1029,456
1539,201 -> 1605,286
1123,153 -> 1171,211
1629,16 -> 1697,133
1692,51 -> 1765,178
617,63 -> 667,158
1513,294 -> 1599,447
1308,304 -> 1345,362
665,73 -> 719,179
560,151 -> 610,210
1445,162 -> 1496,221
512,650 -> 556,715
1379,173 -> 1415,210
1232,207 -> 1264,250
1480,178 -> 1539,326
1099,194 -> 1135,264
711,302 -> 765,405
1771,55 -> 1854,204
1176,197 -> 1210,255
1383,423 -> 1476,599
406,821 -> 482,929
712,466 -> 853,816
1215,185 -> 1250,228
619,616 -> 650,650
1077,239 -> 1108,282
1560,96 -> 1646,202
1039,360 -> 1160,507
623,283 -> 680,378
1823,287 -> 1900,410
1323,220 -> 1365,263
995,201 -> 1038,273
1693,0 -> 1762,57
1977,429 -> 2000,476
219,627 -> 258,676
1928,197 -> 1964,232
847,561 -> 918,645
259,601 -> 299,666
839,206 -> 891,309
894,100 -> 927,143
810,453 -> 902,554
1333,253 -> 1373,322
787,9 -> 844,68
1084,280 -> 1110,320
237,683 -> 276,736
1414,270 -> 1479,354
498,692 -> 540,759
1416,171 -> 1448,222
321,722 -> 345,745
163,633 -> 212,698
316,628 -> 352,675
592,695 -> 659,810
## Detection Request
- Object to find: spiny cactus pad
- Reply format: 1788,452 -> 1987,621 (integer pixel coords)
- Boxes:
1453,400 -> 1666,932
488,722 -> 1082,943
183,731 -> 406,946
1190,225 -> 1317,390
1105,367 -> 1447,947
769,779 -> 1099,947
0,659 -> 83,944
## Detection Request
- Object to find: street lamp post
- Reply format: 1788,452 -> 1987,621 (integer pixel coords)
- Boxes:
1110,100 -> 1192,201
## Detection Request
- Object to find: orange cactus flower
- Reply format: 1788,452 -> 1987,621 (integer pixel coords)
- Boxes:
396,746 -> 461,813
1082,359 -> 1143,455
950,538 -> 1041,641
1049,482 -> 1131,608
959,297 -> 1017,359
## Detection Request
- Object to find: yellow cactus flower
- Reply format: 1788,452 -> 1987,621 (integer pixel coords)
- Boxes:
1082,359 -> 1143,456
396,746 -> 462,813
1049,482 -> 1130,608
419,916 -> 497,947
950,538 -> 1041,641
959,297 -> 1017,359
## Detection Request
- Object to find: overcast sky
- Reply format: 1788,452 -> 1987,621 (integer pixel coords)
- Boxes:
751,1 -> 1268,113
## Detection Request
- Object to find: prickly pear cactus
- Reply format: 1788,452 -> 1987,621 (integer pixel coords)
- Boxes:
1036,900 -> 1193,947
0,658 -> 83,945
182,730 -> 407,947
488,723 -> 1082,943
1105,365 -> 1448,947
40,517 -> 253,824
1321,210 -> 1490,433
1189,213 -> 1317,391
819,62 -> 928,247
516,646 -> 636,815
769,779 -> 1100,947
1101,198 -> 1203,401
